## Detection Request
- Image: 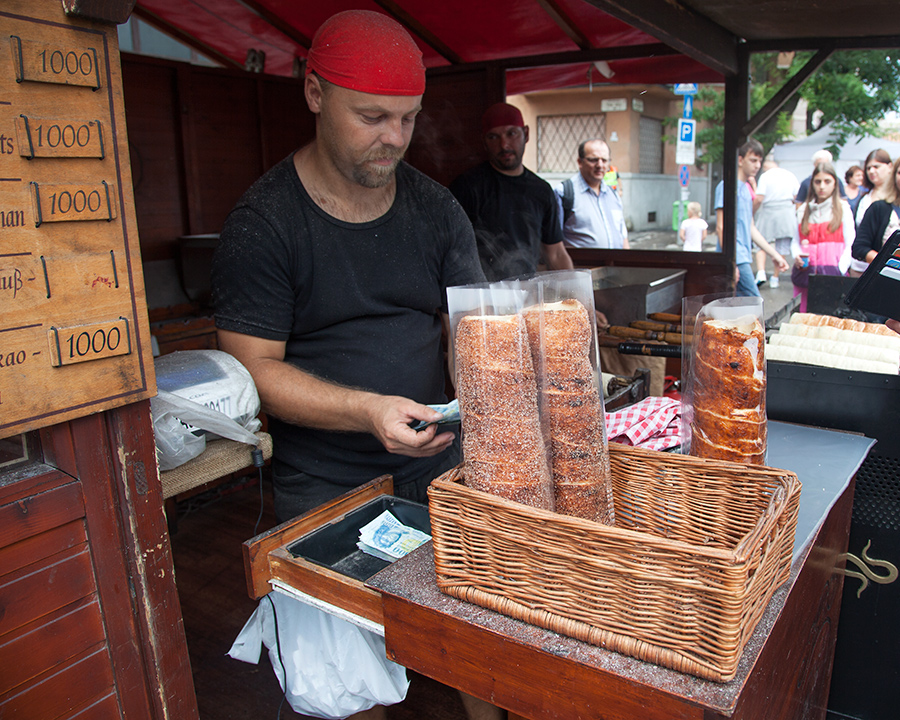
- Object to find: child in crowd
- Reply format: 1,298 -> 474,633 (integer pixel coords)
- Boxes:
678,201 -> 708,252
792,162 -> 855,312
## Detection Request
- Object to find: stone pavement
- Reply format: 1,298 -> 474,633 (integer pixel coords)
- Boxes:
627,229 -> 797,326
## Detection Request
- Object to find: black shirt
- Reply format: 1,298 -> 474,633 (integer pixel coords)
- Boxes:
212,156 -> 484,484
450,162 -> 565,281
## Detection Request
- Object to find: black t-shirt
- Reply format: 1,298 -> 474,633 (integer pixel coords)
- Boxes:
212,156 -> 484,485
449,162 -> 565,281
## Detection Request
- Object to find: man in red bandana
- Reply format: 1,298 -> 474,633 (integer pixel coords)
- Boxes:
450,102 -> 574,280
213,11 -> 501,719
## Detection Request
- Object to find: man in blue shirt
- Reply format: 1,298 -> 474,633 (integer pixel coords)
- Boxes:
555,139 -> 630,249
715,139 -> 788,297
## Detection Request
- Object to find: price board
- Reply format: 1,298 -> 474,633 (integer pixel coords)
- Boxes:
0,0 -> 155,438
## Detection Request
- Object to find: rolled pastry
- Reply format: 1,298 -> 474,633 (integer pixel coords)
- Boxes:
691,315 -> 767,465
455,313 -> 553,510
523,299 -> 614,523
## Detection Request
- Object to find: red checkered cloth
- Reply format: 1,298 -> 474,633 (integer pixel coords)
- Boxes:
605,396 -> 683,451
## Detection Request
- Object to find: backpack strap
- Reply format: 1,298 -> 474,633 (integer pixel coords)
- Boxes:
562,178 -> 574,222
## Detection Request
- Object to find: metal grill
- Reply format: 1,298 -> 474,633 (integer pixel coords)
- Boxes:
639,116 -> 663,174
851,451 -> 900,532
536,114 -> 606,173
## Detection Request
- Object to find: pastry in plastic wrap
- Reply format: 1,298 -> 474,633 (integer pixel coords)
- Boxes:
691,315 -> 766,464
523,299 -> 614,523
455,313 -> 554,510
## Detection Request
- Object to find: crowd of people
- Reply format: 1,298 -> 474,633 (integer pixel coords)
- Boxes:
721,143 -> 899,318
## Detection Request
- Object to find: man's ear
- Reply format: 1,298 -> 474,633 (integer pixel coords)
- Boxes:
305,74 -> 324,114
523,125 -> 530,143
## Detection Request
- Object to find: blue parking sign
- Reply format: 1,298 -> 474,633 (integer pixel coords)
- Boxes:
679,119 -> 694,142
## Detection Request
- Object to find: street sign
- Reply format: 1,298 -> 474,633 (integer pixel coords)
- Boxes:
674,83 -> 698,95
679,165 -> 690,187
676,118 -> 696,165
683,95 -> 693,119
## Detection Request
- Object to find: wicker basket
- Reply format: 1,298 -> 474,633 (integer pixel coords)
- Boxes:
428,442 -> 801,682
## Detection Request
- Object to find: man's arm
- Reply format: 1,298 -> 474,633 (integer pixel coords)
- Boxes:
753,193 -> 765,215
749,221 -> 789,272
217,329 -> 452,457
543,241 -> 574,271
716,208 -> 724,241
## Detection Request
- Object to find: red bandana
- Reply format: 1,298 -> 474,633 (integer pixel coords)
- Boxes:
306,10 -> 425,97
481,103 -> 525,134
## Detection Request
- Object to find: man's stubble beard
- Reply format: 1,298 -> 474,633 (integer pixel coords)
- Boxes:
492,149 -> 522,173
317,106 -> 407,189
353,150 -> 404,188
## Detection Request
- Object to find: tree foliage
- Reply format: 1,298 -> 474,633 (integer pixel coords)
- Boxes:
686,49 -> 900,167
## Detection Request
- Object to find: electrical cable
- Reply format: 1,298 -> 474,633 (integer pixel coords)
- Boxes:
266,594 -> 289,719
251,446 -> 265,536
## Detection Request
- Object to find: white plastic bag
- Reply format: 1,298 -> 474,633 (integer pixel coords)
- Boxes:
151,350 -> 262,470
228,592 -> 409,718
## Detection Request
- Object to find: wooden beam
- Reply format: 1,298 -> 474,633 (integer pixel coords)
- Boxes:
373,0 -> 465,64
534,0 -> 593,50
720,44 -> 751,285
240,0 -> 312,49
131,5 -> 242,70
61,0 -> 136,24
748,35 -> 900,53
426,42 -> 680,78
582,0 -> 739,76
741,46 -> 834,138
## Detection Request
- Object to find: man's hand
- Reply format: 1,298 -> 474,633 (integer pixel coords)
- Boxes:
365,395 -> 455,457
595,310 -> 609,331
887,318 -> 900,335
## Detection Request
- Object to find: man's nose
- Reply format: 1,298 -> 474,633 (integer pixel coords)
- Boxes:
380,118 -> 406,147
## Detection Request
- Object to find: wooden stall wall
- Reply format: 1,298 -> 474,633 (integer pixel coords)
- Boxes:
1,402 -> 197,719
121,55 -> 312,263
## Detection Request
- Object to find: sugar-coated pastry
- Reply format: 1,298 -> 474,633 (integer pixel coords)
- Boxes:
691,315 -> 767,464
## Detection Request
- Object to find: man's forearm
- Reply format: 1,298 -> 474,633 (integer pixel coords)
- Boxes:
247,356 -> 378,433
545,242 -> 574,270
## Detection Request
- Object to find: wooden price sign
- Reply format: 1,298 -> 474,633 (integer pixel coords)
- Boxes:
0,0 -> 155,438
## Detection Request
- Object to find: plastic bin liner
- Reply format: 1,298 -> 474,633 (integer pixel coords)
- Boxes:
228,592 -> 409,718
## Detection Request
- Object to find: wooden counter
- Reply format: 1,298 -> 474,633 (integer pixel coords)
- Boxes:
369,424 -> 873,719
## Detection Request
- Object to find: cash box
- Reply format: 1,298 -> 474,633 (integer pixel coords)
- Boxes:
243,475 -> 427,627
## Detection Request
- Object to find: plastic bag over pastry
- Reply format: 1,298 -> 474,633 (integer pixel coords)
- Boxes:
448,281 -> 554,510
682,295 -> 766,465
521,271 -> 613,524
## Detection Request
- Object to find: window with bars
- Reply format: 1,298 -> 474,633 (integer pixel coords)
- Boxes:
536,114 -> 607,173
639,116 -> 663,174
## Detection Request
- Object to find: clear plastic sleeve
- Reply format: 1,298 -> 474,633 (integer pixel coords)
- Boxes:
681,295 -> 767,465
447,270 -> 613,521
448,279 -> 554,510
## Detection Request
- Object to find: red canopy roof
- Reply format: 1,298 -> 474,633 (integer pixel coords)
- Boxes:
135,0 -> 724,93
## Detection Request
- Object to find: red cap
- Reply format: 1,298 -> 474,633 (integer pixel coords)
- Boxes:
306,10 -> 425,96
481,102 -> 524,134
